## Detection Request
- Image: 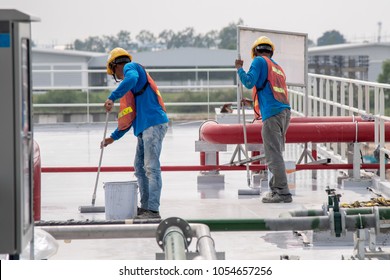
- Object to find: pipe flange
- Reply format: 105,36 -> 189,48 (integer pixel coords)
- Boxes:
156,217 -> 192,250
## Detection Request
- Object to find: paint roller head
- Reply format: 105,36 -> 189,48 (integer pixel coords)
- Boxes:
78,206 -> 105,213
238,188 -> 261,196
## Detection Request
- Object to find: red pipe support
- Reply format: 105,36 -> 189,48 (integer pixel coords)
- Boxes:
200,121 -> 390,144
33,141 -> 41,221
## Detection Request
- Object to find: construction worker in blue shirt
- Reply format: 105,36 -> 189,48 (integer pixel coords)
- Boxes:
235,36 -> 292,203
103,48 -> 169,218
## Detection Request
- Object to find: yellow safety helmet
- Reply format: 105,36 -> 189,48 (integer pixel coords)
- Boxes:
106,47 -> 133,75
251,36 -> 275,59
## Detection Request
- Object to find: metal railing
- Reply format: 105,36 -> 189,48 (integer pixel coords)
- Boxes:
289,74 -> 390,181
32,68 -> 390,181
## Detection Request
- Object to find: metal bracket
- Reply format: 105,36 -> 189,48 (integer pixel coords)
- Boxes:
230,154 -> 266,166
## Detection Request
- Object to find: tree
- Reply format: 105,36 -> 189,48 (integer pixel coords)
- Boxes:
73,30 -> 137,52
377,59 -> 390,84
194,30 -> 219,48
136,30 -> 157,51
158,29 -> 174,48
116,30 -> 136,50
70,20 -> 247,51
170,27 -> 196,48
317,30 -> 346,46
307,38 -> 316,47
218,19 -> 243,50
74,36 -> 106,52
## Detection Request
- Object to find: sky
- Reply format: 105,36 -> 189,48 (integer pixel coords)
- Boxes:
1,0 -> 389,47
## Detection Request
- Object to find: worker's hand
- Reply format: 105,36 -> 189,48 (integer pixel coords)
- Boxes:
241,98 -> 253,107
104,99 -> 114,112
235,59 -> 244,69
101,137 -> 114,148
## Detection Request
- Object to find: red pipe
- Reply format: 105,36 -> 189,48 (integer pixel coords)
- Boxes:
289,116 -> 369,123
41,163 -> 390,173
200,121 -> 390,144
33,141 -> 41,221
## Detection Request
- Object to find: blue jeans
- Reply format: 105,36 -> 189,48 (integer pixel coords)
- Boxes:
134,123 -> 168,212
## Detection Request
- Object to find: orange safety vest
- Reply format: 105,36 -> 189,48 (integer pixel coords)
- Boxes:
252,56 -> 289,119
118,70 -> 166,131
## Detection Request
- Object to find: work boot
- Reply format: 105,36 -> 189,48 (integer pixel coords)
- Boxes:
137,207 -> 147,215
262,192 -> 292,203
135,210 -> 161,219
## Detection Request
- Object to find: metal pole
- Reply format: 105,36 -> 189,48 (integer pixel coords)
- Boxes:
236,26 -> 251,186
192,223 -> 217,260
163,226 -> 187,260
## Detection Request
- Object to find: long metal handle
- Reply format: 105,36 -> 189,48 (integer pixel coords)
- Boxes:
237,55 -> 251,187
91,111 -> 110,206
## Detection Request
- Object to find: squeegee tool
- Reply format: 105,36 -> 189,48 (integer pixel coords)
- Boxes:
79,112 -> 110,213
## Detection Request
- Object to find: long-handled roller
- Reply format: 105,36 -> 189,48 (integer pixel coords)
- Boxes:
236,53 -> 260,196
79,112 -> 110,213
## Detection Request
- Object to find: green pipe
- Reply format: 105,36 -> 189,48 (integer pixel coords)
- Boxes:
345,207 -> 390,219
344,208 -> 374,215
279,209 -> 325,218
187,217 -> 330,232
188,211 -> 390,232
280,207 -> 390,219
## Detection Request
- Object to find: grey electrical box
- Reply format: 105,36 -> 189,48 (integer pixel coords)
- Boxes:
0,9 -> 39,256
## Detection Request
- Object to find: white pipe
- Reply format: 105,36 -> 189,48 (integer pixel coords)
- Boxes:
163,226 -> 187,260
37,223 -> 217,260
192,223 -> 217,260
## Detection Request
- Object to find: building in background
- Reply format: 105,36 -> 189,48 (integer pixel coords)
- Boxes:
32,42 -> 390,90
308,42 -> 390,81
32,48 -> 103,91
32,47 -> 237,90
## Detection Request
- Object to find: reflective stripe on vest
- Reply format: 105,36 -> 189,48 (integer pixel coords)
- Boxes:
118,105 -> 134,119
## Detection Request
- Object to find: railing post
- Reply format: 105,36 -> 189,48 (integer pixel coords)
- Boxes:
348,83 -> 354,116
379,87 -> 386,180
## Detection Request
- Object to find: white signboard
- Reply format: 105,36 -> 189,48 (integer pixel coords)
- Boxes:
238,26 -> 307,87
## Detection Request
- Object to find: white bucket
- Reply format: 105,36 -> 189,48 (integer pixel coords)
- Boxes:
104,181 -> 138,220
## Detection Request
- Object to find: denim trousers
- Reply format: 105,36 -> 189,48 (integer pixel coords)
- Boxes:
262,109 -> 291,195
134,123 -> 168,212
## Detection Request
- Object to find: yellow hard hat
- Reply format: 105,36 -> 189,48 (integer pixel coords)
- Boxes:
251,36 -> 275,59
106,47 -> 132,75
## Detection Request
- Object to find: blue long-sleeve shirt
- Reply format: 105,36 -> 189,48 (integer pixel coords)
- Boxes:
237,56 -> 290,121
108,62 -> 169,140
